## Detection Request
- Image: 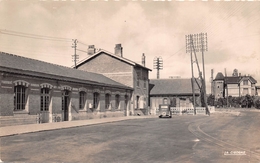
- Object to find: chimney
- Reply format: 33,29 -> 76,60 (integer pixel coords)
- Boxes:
88,45 -> 96,55
142,53 -> 145,67
115,44 -> 123,57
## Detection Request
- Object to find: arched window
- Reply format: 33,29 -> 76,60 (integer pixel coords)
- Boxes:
79,91 -> 86,110
14,85 -> 26,111
41,88 -> 50,111
93,92 -> 100,109
163,98 -> 168,104
115,94 -> 120,109
105,93 -> 111,109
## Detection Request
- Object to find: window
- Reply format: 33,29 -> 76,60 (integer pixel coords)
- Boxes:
143,78 -> 146,88
243,88 -> 249,95
14,85 -> 26,111
62,90 -> 70,110
105,93 -> 111,109
163,98 -> 168,104
137,78 -> 140,87
124,95 -> 129,110
115,94 -> 120,109
136,96 -> 140,109
243,80 -> 248,85
41,88 -> 50,111
93,92 -> 100,109
79,91 -> 86,110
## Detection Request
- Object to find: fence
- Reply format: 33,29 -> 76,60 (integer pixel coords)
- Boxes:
195,107 -> 206,115
156,106 -> 208,116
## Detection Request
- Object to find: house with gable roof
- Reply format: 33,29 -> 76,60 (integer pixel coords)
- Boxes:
213,70 -> 257,99
75,44 -> 152,116
0,52 -> 133,127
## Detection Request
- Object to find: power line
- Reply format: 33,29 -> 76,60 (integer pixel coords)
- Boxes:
0,31 -> 71,42
77,49 -> 88,53
0,29 -> 72,41
78,41 -> 89,46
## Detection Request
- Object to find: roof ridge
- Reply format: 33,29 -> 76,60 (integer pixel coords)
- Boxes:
150,78 -> 189,80
0,51 -> 121,78
0,51 -> 72,69
75,49 -> 151,71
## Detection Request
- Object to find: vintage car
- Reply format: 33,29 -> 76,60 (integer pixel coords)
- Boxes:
158,104 -> 172,118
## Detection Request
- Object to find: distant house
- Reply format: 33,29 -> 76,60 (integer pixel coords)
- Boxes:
0,52 -> 132,127
213,71 -> 257,99
149,78 -> 200,115
75,44 -> 152,116
256,86 -> 260,96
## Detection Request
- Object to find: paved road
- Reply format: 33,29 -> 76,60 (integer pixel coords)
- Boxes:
1,111 -> 260,163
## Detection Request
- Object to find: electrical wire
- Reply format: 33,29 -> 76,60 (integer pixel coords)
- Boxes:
0,29 -> 72,41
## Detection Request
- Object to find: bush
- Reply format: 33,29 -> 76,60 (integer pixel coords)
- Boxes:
254,99 -> 260,109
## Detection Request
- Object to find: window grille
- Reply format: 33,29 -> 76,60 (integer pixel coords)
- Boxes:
14,86 -> 26,110
41,88 -> 50,111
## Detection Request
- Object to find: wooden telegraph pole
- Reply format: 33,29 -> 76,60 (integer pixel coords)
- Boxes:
72,39 -> 78,69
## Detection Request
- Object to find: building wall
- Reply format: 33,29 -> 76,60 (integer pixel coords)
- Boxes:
0,72 -> 131,126
77,53 -> 150,116
133,67 -> 149,112
239,79 -> 254,96
226,84 -> 240,97
213,80 -> 224,99
77,53 -> 134,88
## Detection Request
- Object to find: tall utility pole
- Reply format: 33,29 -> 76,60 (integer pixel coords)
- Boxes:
153,57 -> 163,79
225,68 -> 229,107
211,69 -> 214,95
72,39 -> 78,69
186,33 -> 209,115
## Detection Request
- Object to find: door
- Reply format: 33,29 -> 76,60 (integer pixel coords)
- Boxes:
62,90 -> 70,121
124,95 -> 129,116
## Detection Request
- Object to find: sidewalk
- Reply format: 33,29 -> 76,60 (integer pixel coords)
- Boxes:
0,116 -> 156,137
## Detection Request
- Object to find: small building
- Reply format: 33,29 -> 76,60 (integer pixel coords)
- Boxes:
149,78 -> 200,115
75,44 -> 151,116
0,52 -> 132,127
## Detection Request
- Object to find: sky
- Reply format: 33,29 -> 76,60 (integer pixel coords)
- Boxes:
0,0 -> 260,93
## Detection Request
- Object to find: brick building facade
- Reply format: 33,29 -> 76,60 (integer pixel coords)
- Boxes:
75,44 -> 151,116
0,52 -> 132,127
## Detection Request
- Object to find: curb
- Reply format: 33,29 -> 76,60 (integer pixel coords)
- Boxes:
0,116 -> 156,137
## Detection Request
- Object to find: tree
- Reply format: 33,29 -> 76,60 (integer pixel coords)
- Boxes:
207,94 -> 215,106
255,99 -> 260,109
240,95 -> 254,108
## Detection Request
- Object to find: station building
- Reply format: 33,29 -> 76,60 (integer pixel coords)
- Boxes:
0,52 -> 133,127
75,44 -> 151,116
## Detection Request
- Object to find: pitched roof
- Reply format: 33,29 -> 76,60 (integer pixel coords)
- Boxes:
0,52 -> 132,89
224,76 -> 241,84
149,78 -> 200,96
75,49 -> 152,71
214,72 -> 224,80
239,76 -> 257,84
224,76 -> 257,84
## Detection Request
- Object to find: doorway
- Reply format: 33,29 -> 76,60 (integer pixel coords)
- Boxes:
62,90 -> 70,121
